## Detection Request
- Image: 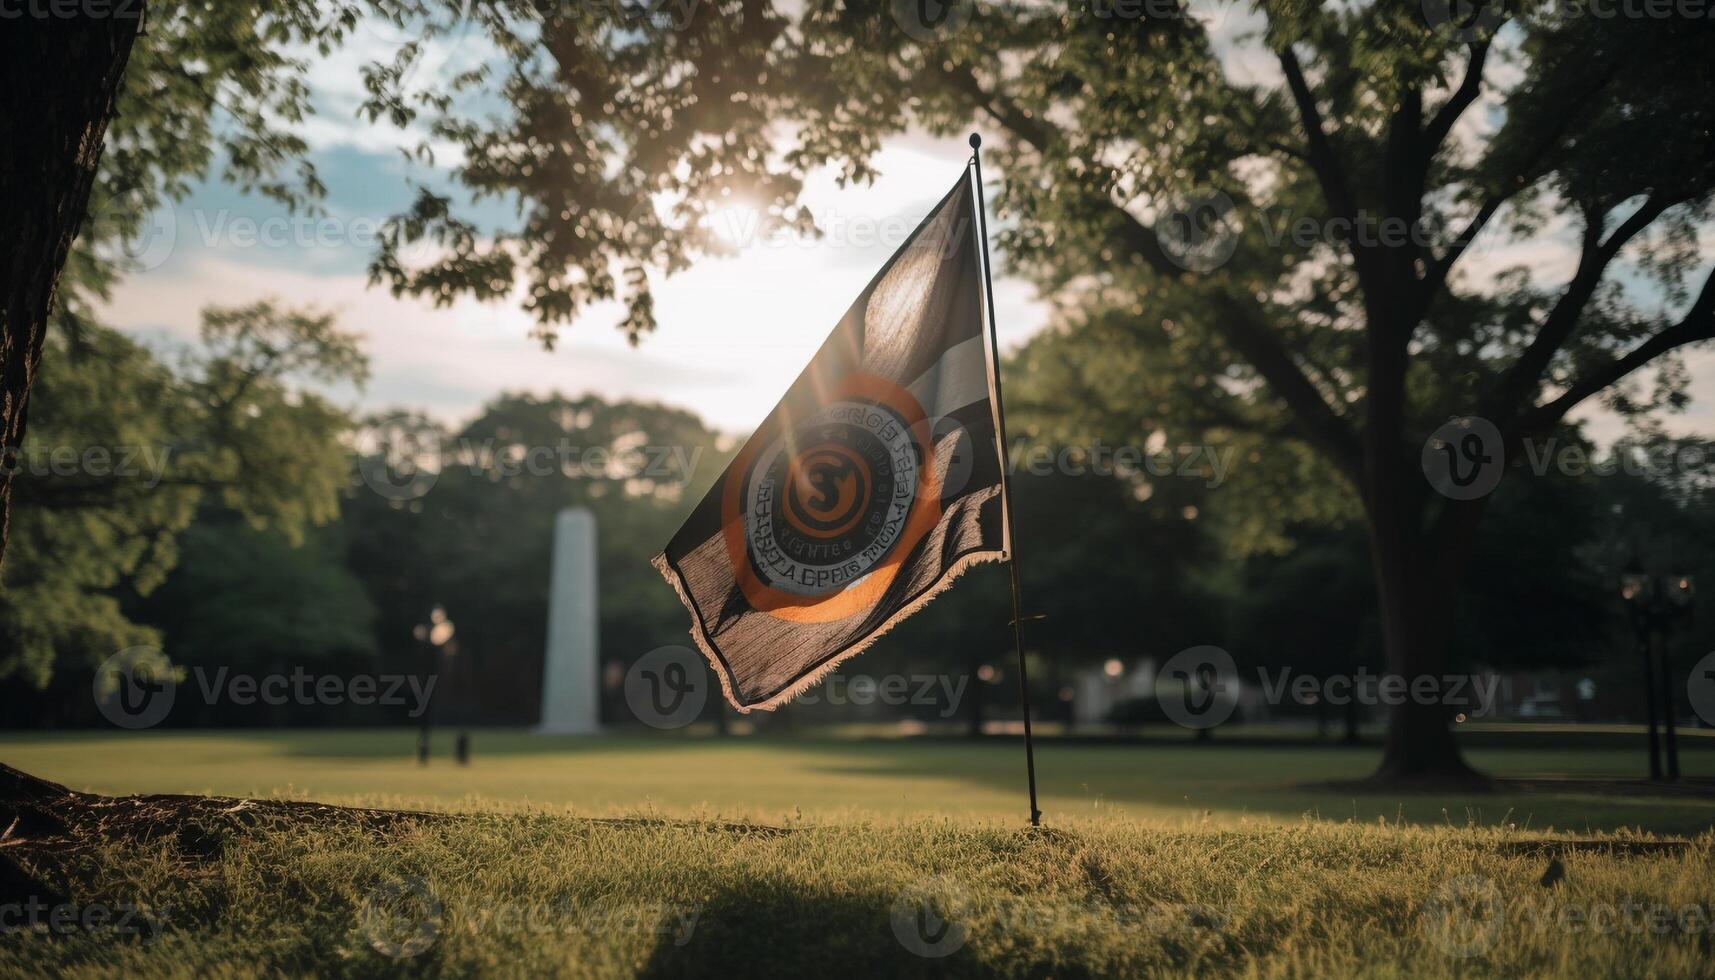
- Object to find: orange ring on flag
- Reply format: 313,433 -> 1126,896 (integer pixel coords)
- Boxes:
721,372 -> 942,624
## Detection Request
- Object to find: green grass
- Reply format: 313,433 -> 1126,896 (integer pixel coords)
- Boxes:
5,730 -> 1714,977
4,807 -> 1713,977
4,728 -> 1715,833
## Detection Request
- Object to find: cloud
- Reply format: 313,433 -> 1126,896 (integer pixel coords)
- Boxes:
99,151 -> 1052,433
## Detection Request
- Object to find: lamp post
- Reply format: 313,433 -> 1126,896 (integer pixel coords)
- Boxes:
413,605 -> 456,764
1620,566 -> 1694,781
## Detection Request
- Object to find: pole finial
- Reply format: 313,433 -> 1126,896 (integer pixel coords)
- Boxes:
968,132 -> 982,150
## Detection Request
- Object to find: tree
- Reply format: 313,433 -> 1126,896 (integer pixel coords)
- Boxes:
341,392 -> 732,724
2,0 -> 348,567
2,9 -> 143,564
780,6 -> 1715,781
35,3 -> 1715,779
0,302 -> 366,686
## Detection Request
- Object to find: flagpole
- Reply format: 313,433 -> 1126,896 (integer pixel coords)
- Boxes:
968,133 -> 1042,828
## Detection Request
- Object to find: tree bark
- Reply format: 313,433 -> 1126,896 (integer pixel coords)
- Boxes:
0,9 -> 141,571
1364,477 -> 1487,784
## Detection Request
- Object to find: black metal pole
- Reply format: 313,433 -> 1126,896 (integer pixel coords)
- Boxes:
969,133 -> 1041,827
1641,630 -> 1663,781
1655,627 -> 1680,779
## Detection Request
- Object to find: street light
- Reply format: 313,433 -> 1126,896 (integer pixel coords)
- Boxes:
413,605 -> 457,765
1620,565 -> 1694,781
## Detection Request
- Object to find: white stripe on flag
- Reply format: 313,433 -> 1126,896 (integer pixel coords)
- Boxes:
906,334 -> 989,418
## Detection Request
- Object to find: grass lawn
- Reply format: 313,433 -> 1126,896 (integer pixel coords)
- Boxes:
4,729 -> 1714,977
4,727 -> 1715,833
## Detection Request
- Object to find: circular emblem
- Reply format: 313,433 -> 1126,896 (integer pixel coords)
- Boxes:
1689,650 -> 1715,727
625,646 -> 709,730
890,0 -> 973,44
92,646 -> 176,730
1421,0 -> 1505,44
357,875 -> 441,960
1418,874 -> 1503,958
890,876 -> 972,958
1156,189 -> 1239,273
1420,416 -> 1503,501
1155,645 -> 1238,730
723,373 -> 941,622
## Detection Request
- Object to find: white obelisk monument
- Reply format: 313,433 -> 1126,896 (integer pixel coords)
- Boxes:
538,507 -> 601,734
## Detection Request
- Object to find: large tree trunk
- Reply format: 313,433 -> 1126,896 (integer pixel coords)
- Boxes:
1364,474 -> 1487,784
0,11 -> 141,570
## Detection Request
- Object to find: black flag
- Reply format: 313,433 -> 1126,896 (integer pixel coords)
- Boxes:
654,173 -> 1007,711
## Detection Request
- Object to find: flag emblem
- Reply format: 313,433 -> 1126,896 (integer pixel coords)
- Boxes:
723,373 -> 939,619
655,173 -> 1006,711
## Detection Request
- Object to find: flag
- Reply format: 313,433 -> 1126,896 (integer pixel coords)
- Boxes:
653,172 -> 1008,712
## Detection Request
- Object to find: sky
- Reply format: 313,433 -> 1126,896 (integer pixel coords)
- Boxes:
96,9 -> 1714,445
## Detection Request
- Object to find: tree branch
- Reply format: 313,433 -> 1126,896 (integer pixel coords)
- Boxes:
1421,43 -> 1489,162
1277,44 -> 1358,226
1417,54 -> 1627,308
938,57 -> 1363,478
1489,193 -> 1678,418
1517,265 -> 1715,433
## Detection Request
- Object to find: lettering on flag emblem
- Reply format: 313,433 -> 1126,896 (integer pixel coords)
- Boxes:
722,372 -> 942,622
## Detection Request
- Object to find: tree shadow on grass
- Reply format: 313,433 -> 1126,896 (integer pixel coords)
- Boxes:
636,879 -> 968,980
